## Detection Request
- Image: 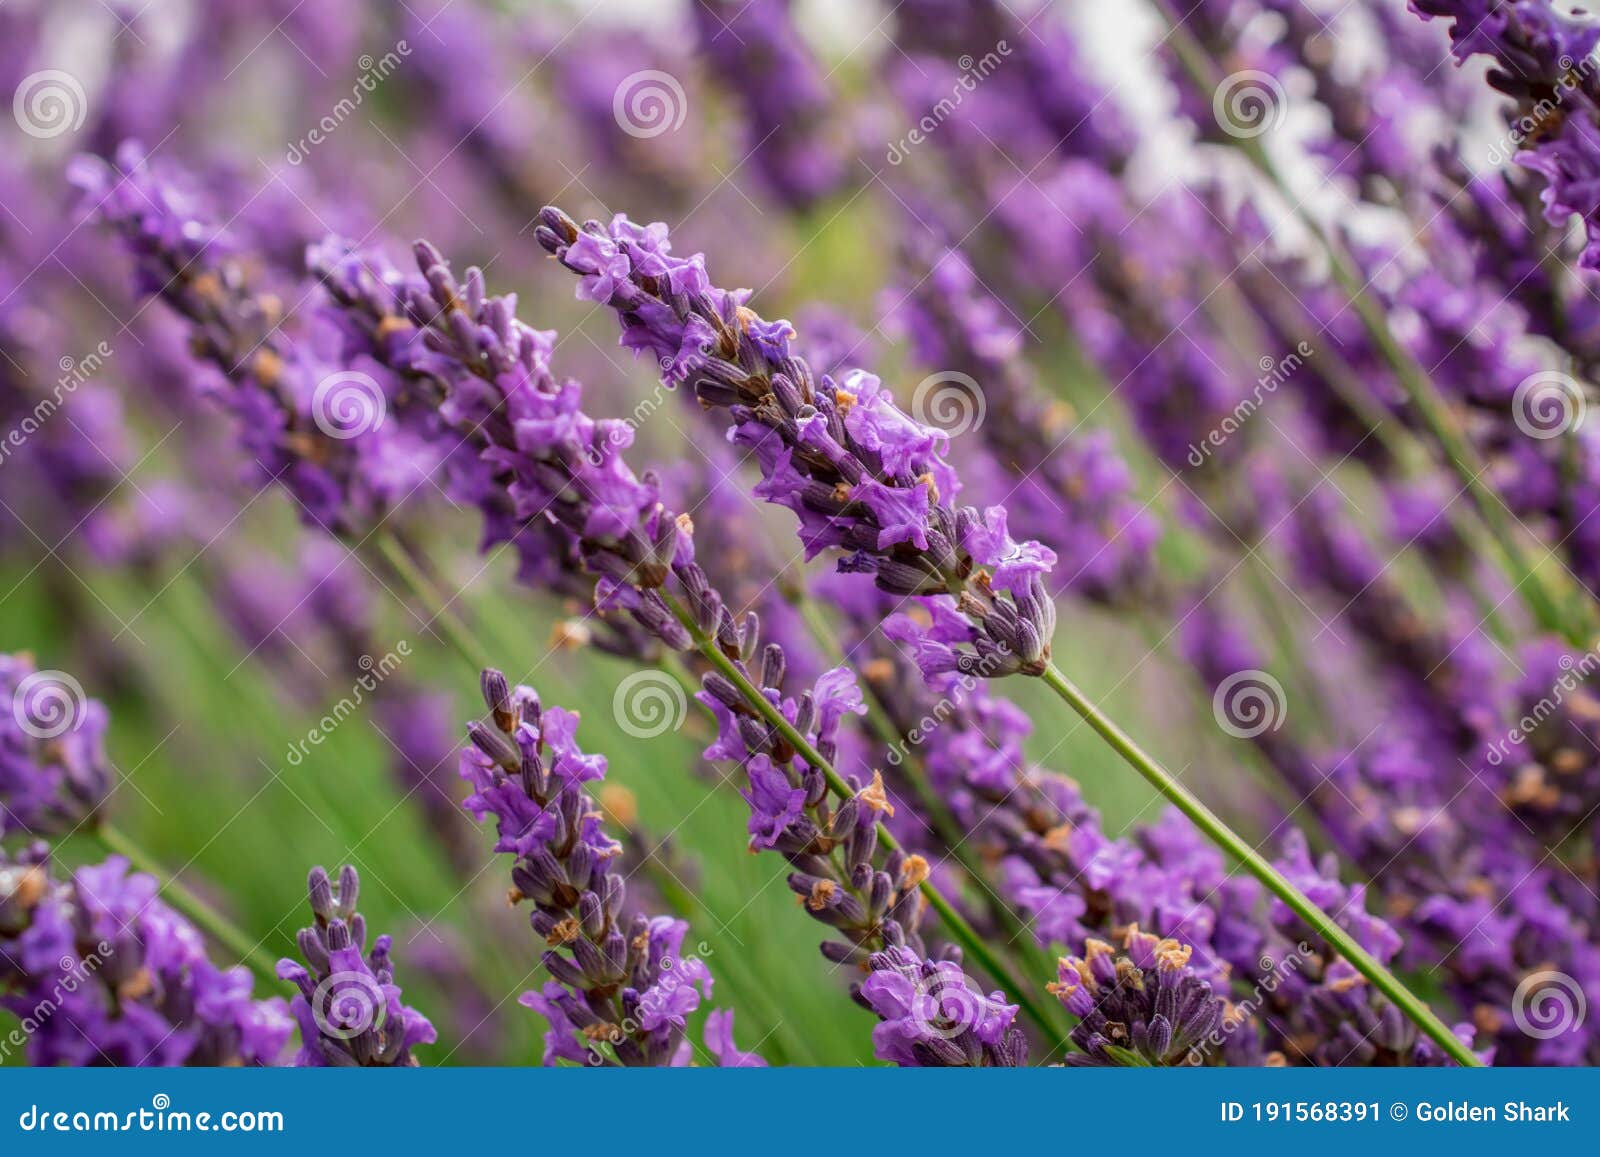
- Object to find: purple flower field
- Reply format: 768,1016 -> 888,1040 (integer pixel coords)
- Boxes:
2,0 -> 1599,1069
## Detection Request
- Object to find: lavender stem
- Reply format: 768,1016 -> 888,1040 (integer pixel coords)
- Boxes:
1036,661 -> 1480,1067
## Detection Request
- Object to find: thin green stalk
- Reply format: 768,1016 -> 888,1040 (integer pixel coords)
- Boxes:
790,599 -> 1069,1009
370,533 -> 499,673
94,822 -> 280,985
670,597 -> 1063,1042
1037,662 -> 1481,1067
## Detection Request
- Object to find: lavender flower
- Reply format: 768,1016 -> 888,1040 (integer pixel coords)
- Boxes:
692,0 -> 845,209
1,844 -> 291,1066
535,207 -> 1057,680
857,946 -> 1027,1066
1,655 -> 112,838
1050,928 -> 1230,1067
277,865 -> 435,1067
463,669 -> 763,1067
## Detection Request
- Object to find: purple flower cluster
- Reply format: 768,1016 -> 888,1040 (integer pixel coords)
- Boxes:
536,208 -> 1058,681
278,866 -> 435,1067
462,670 -> 762,1066
0,844 -> 291,1066
1,655 -> 112,838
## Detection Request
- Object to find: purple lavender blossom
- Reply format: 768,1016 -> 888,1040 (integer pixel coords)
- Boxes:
535,207 -> 1058,681
1,844 -> 291,1066
1,655 -> 113,838
277,865 -> 435,1067
462,670 -> 763,1067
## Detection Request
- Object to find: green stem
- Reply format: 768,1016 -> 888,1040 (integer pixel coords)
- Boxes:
95,822 -> 281,986
1037,662 -> 1481,1067
672,598 -> 1062,1042
369,534 -> 499,672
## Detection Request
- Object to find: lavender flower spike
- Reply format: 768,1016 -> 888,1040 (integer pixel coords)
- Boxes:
464,670 -> 765,1067
277,865 -> 436,1067
1050,927 -> 1231,1067
535,207 -> 1057,680
1,843 -> 292,1066
1,654 -> 112,838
